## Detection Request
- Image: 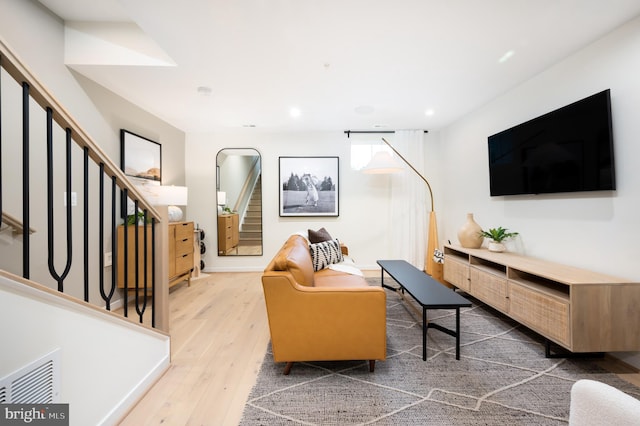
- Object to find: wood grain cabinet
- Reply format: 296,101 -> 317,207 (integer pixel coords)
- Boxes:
169,221 -> 194,287
217,213 -> 239,254
117,221 -> 194,291
443,256 -> 470,292
443,244 -> 640,353
116,224 -> 152,291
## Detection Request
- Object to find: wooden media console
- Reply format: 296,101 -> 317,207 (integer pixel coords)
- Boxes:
443,245 -> 640,354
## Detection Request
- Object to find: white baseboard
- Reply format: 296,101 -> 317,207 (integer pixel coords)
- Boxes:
102,354 -> 170,425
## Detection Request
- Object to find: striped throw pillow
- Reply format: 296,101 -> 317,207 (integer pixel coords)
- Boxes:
309,239 -> 343,271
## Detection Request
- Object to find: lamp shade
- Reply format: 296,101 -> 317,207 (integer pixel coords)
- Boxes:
217,191 -> 226,205
141,185 -> 188,206
361,151 -> 404,174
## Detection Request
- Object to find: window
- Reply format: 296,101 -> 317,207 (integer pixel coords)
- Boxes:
349,134 -> 395,170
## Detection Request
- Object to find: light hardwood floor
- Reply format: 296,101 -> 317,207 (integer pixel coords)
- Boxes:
118,271 -> 640,425
118,272 -> 270,426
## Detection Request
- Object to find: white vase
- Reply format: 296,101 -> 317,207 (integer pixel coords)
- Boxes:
458,213 -> 483,248
488,241 -> 505,252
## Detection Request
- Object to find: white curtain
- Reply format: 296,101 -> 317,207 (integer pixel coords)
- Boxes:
389,130 -> 428,269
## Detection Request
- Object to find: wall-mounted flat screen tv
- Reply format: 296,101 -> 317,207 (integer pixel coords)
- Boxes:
488,89 -> 615,196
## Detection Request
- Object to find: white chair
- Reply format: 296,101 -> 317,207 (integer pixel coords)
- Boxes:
569,379 -> 640,426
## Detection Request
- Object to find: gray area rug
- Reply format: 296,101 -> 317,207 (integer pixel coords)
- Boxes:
240,277 -> 640,425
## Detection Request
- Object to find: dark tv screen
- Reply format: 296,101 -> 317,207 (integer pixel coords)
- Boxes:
488,89 -> 615,196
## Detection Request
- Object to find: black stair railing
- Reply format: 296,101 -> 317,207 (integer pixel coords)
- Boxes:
46,108 -> 73,293
22,81 -> 30,279
0,36 -> 166,331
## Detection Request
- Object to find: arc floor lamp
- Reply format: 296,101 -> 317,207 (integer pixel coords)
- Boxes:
363,137 -> 440,278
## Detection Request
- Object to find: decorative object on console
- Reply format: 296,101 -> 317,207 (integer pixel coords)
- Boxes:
126,211 -> 149,225
217,191 -> 226,214
457,213 -> 483,248
362,137 -> 440,280
479,226 -> 518,252
168,206 -> 183,222
433,248 -> 444,264
141,184 -> 188,222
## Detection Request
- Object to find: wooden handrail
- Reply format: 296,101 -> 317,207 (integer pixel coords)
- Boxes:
0,35 -> 169,331
1,211 -> 36,235
0,35 -> 160,221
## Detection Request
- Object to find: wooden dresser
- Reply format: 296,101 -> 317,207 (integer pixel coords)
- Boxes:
217,213 -> 239,254
117,221 -> 194,291
169,221 -> 194,287
443,244 -> 640,354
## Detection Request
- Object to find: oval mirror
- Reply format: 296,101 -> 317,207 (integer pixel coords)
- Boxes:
216,148 -> 262,256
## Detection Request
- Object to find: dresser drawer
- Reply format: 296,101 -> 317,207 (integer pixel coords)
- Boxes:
175,252 -> 194,275
175,237 -> 193,256
175,222 -> 194,239
219,215 -> 232,226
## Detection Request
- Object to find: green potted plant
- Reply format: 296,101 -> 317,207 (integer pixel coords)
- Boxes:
126,211 -> 151,225
478,227 -> 518,252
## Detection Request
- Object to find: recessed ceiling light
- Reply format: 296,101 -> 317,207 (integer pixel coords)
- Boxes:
425,109 -> 435,116
197,86 -> 213,96
498,50 -> 515,63
243,124 -> 256,128
290,107 -> 301,118
373,124 -> 389,128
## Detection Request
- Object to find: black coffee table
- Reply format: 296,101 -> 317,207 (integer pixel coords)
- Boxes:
377,259 -> 471,361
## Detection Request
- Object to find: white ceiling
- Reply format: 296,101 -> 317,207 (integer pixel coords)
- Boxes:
37,0 -> 640,133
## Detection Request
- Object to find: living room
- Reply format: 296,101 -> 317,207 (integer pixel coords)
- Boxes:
2,0 -> 640,423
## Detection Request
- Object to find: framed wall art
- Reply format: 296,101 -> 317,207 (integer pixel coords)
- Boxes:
121,130 -> 162,183
279,156 -> 339,217
120,129 -> 162,216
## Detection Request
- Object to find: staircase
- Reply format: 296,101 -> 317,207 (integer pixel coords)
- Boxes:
0,36 -> 167,329
0,33 -> 170,425
239,176 -> 262,246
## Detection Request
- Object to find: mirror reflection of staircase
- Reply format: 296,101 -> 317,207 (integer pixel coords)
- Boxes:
238,176 -> 262,255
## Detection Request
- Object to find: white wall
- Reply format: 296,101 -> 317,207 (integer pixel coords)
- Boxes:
186,131 -> 410,271
0,0 -> 186,307
0,273 -> 169,426
437,16 -> 640,367
0,2 -> 181,422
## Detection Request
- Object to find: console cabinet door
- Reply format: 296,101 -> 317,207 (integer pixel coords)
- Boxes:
470,268 -> 509,312
444,257 -> 470,292
117,225 -> 152,289
509,283 -> 570,347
